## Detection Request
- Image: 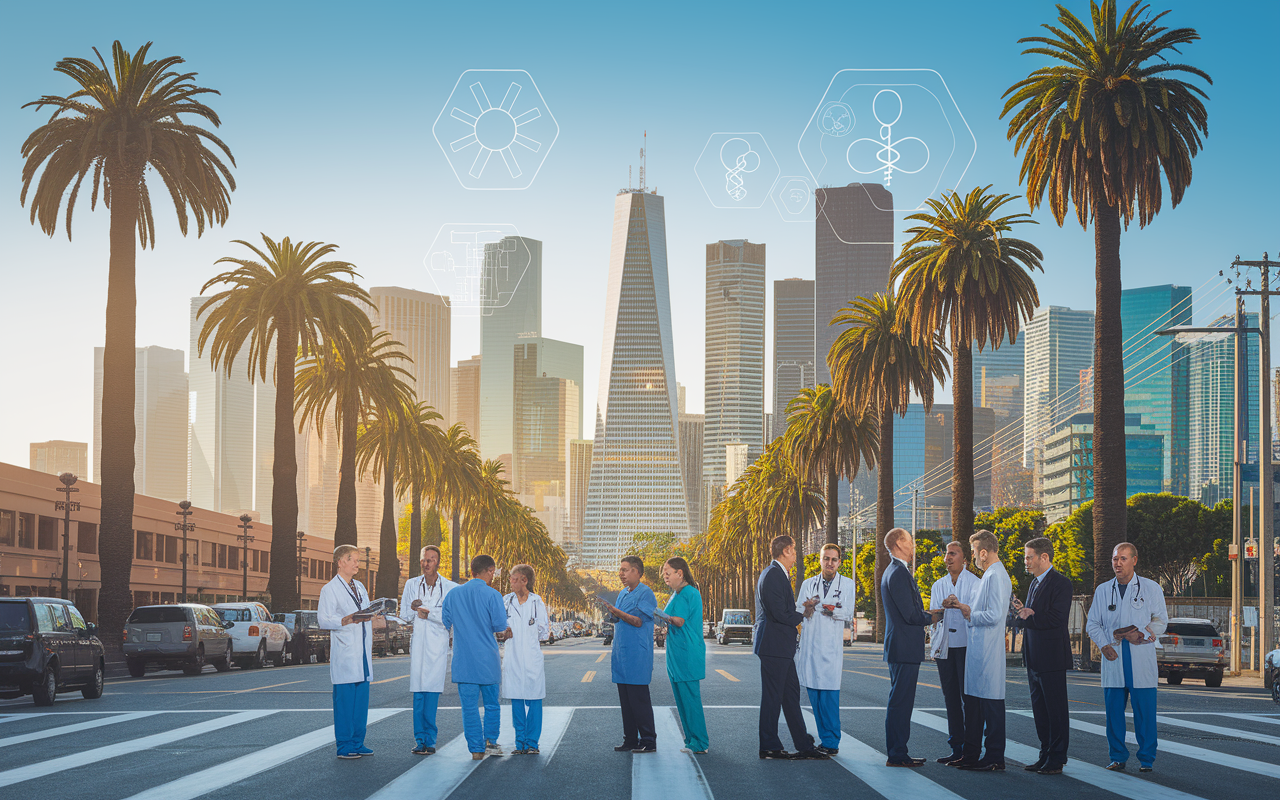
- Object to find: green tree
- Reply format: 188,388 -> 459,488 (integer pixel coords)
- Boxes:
754,439 -> 827,595
1124,493 -> 1218,594
1044,502 -> 1094,591
1002,1 -> 1211,583
435,425 -> 482,582
200,235 -> 371,610
976,507 -> 1048,596
355,398 -> 430,598
893,186 -> 1043,546
627,532 -> 682,591
20,41 -> 235,639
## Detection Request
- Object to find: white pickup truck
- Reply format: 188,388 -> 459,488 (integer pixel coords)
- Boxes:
211,602 -> 290,669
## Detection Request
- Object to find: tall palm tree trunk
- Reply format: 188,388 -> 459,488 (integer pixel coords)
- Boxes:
874,403 -> 894,643
825,462 -> 839,545
377,458 -> 399,597
425,506 -> 441,547
794,504 -> 806,596
334,398 -> 359,547
451,509 -> 462,582
1092,199 -> 1127,581
408,489 -> 422,578
952,337 -> 974,546
97,169 -> 140,650
268,323 -> 300,611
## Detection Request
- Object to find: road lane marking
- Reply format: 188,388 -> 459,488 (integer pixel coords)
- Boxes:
715,669 -> 740,682
1153,713 -> 1280,746
119,709 -> 402,800
841,668 -> 941,689
371,674 -> 409,685
1228,713 -> 1280,725
596,652 -> 608,663
0,710 -> 274,788
632,707 -> 713,800
230,679 -> 307,694
582,671 -> 596,683
1050,713 -> 1280,780
801,708 -> 964,799
0,711 -> 159,749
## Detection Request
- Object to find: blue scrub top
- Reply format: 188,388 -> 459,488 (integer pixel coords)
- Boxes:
663,585 -> 705,683
441,578 -> 507,685
611,582 -> 656,685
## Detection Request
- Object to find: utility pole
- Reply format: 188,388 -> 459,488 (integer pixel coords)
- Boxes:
1232,295 -> 1245,675
237,514 -> 255,603
54,473 -> 79,600
175,501 -> 195,603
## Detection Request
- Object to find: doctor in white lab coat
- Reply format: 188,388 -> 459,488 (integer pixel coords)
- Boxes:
398,545 -> 457,755
1085,542 -> 1168,772
501,564 -> 551,754
928,541 -> 982,763
318,544 -> 386,759
795,544 -> 855,754
944,530 -> 1012,770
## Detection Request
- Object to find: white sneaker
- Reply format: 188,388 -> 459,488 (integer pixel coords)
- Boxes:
485,740 -> 504,756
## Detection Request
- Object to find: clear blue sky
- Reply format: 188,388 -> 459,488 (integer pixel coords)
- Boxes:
1,0 -> 1276,473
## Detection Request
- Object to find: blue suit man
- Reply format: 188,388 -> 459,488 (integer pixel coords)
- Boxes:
881,528 -> 942,767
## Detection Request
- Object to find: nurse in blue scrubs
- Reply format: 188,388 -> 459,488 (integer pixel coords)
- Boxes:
596,555 -> 658,753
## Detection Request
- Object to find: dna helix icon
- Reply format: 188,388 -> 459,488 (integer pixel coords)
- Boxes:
720,137 -> 761,201
847,89 -> 929,187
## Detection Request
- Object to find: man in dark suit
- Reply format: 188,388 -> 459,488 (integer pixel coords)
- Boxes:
881,527 -> 943,767
1010,536 -> 1073,774
754,535 -> 826,760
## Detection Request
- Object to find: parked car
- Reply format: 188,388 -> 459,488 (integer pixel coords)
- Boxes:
602,621 -> 615,646
1157,617 -> 1227,687
212,602 -> 290,669
1264,647 -> 1279,705
716,608 -> 753,645
374,616 -> 410,657
124,603 -> 232,677
0,597 -> 105,705
273,610 -> 329,664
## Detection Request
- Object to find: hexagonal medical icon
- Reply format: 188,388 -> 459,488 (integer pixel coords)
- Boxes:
694,133 -> 780,209
771,175 -> 816,222
797,69 -> 975,218
423,223 -> 535,317
432,69 -> 559,190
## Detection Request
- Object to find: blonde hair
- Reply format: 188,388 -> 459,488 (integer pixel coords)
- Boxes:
333,544 -> 360,566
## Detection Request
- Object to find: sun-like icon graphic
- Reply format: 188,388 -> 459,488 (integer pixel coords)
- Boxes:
448,82 -> 543,179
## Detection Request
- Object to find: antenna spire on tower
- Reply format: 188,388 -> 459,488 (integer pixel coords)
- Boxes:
639,130 -> 646,192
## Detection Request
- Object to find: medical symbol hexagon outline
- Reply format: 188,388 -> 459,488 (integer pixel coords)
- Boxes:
694,132 -> 781,210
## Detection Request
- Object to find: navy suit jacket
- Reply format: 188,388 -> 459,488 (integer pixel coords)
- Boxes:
753,562 -> 804,659
1011,567 -> 1073,673
881,558 -> 933,664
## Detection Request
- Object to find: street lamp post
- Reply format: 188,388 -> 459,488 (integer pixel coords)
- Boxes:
174,501 -> 196,603
364,546 -> 372,592
296,531 -> 307,602
54,473 -> 79,600
237,514 -> 255,603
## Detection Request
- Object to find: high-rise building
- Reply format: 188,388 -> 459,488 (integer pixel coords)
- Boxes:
1042,412 -> 1164,523
513,339 -> 582,497
94,345 -> 189,503
725,443 -> 750,486
583,188 -> 689,565
565,439 -> 592,558
1189,312 -> 1261,504
973,333 -> 1025,428
30,441 -> 88,479
450,355 -> 481,439
479,236 -> 543,464
368,287 -> 451,423
814,184 -> 893,385
704,239 -> 766,501
678,412 -> 705,534
1121,285 -> 1192,495
1023,306 -> 1095,474
772,278 -> 815,439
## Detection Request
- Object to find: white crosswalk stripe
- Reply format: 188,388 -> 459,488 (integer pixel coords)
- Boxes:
1154,713 -> 1280,747
1058,714 -> 1280,781
910,711 -> 1207,800
0,711 -> 158,749
0,710 -> 274,788
632,707 -> 713,800
120,709 -> 404,800
1225,713 -> 1280,726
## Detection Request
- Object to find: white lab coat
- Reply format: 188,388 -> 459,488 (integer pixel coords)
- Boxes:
1085,574 -> 1169,689
318,576 -> 375,685
501,592 -> 550,700
398,573 -> 458,693
930,569 -> 981,652
963,560 -> 1012,700
795,573 -> 854,691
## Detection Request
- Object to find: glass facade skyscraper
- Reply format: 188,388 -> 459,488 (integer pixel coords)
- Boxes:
1042,412 -> 1164,522
93,345 -> 188,502
772,278 -> 815,440
1023,305 -> 1095,473
479,236 -> 542,463
1189,312 -> 1261,504
1121,284 -> 1192,495
512,338 -> 583,496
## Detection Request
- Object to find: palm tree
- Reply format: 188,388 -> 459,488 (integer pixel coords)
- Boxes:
20,41 -> 234,641
295,330 -> 414,548
1002,0 -> 1210,581
435,424 -> 483,581
893,186 -> 1043,547
829,292 -> 948,641
754,440 -> 827,595
783,385 -> 879,549
398,404 -> 446,578
199,235 -> 370,610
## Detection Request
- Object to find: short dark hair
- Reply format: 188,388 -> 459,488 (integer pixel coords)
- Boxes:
511,563 -> 535,591
945,540 -> 967,559
1025,537 -> 1053,560
621,555 -> 644,575
470,554 -> 496,575
665,557 -> 697,588
969,530 -> 998,556
771,535 -> 794,558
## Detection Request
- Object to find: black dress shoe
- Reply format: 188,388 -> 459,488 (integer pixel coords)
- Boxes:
615,742 -> 640,752
886,758 -> 925,768
1037,763 -> 1064,775
631,744 -> 657,753
1025,758 -> 1048,771
938,753 -> 965,765
759,749 -> 793,760
815,745 -> 840,756
959,759 -> 1006,771
793,749 -> 830,760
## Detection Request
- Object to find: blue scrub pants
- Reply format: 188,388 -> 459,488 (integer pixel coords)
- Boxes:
458,682 -> 500,753
806,688 -> 841,749
1104,640 -> 1157,767
333,681 -> 370,755
413,691 -> 441,748
511,699 -> 543,750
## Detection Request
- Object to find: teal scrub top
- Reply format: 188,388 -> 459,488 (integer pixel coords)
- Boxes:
663,585 -> 706,683
610,583 -> 656,685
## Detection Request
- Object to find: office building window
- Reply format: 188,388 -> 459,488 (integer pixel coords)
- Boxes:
217,543 -> 228,569
77,522 -> 97,554
18,513 -> 35,549
0,510 -> 13,547
135,531 -> 153,561
228,547 -> 239,572
37,517 -> 58,550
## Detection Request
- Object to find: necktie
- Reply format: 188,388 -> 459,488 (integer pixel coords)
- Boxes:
1026,577 -> 1040,608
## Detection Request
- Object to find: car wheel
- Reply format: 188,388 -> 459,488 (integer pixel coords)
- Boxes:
1166,671 -> 1183,685
214,642 -> 232,672
1272,675 -> 1280,705
127,658 -> 146,678
1204,671 -> 1223,688
32,666 -> 57,706
250,640 -> 266,669
81,660 -> 105,699
183,646 -> 206,676
271,642 -> 286,668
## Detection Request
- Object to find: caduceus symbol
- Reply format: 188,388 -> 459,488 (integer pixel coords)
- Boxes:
846,90 -> 929,186
720,138 -> 761,201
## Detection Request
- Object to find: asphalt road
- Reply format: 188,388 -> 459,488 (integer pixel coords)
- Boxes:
0,636 -> 1276,800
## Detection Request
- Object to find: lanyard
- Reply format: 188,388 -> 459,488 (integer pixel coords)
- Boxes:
342,579 -> 362,610
419,577 -> 442,608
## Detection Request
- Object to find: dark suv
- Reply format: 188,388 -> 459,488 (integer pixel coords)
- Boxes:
0,597 -> 105,705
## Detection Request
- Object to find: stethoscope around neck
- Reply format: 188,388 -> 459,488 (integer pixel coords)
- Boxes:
1107,576 -> 1144,612
506,594 -> 538,626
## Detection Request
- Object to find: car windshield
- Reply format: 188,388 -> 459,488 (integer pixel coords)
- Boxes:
215,608 -> 253,623
1167,622 -> 1219,638
128,607 -> 188,624
0,603 -> 30,633
725,612 -> 750,625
